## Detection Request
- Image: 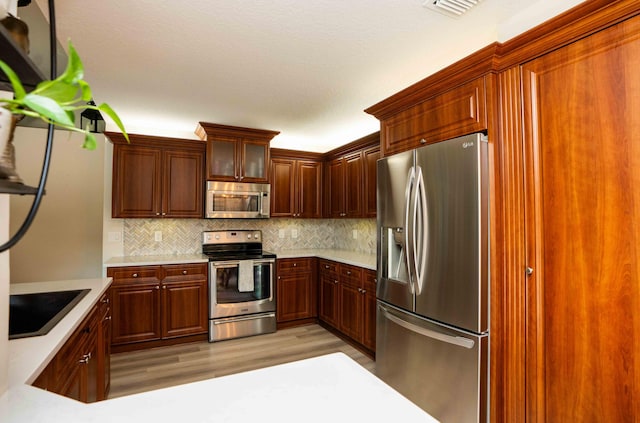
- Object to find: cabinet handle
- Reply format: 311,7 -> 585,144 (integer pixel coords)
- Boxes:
156,213 -> 160,216
101,297 -> 110,304
420,138 -> 427,144
161,285 -> 166,289
325,265 -> 329,269
347,271 -> 351,275
361,289 -> 366,294
293,263 -> 297,267
132,273 -> 138,278
79,352 -> 91,364
155,285 -> 160,290
104,316 -> 112,321
182,270 -> 188,275
162,212 -> 166,216
357,288 -> 362,293
278,276 -> 281,280
334,280 -> 339,284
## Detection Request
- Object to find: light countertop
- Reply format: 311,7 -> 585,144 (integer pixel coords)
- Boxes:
104,254 -> 209,267
273,249 -> 376,270
1,277 -> 436,422
104,250 -> 376,270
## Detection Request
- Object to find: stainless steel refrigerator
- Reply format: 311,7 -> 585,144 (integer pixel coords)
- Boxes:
376,133 -> 489,423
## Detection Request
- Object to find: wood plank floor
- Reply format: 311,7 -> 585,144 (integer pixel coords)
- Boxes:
109,324 -> 375,399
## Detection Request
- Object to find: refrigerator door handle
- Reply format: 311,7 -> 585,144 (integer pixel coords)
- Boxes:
414,166 -> 429,296
404,166 -> 416,294
380,304 -> 475,349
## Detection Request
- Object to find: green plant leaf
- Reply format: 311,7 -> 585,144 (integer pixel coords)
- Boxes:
82,131 -> 97,150
78,80 -> 92,101
23,93 -> 75,127
33,80 -> 79,103
97,102 -> 129,142
58,41 -> 84,85
0,60 -> 26,100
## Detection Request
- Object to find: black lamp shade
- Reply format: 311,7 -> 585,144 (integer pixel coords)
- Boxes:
80,102 -> 105,133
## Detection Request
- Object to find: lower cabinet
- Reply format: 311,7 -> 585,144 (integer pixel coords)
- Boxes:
32,290 -> 111,402
319,259 -> 376,352
276,258 -> 317,325
107,263 -> 208,350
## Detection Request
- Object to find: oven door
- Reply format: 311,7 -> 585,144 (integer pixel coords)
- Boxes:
209,258 -> 275,318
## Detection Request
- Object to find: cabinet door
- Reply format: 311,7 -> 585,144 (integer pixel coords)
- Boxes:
327,158 -> 345,217
270,158 -> 296,217
162,149 -> 204,218
344,152 -> 363,217
161,279 -> 209,338
363,146 -> 380,218
297,160 -> 322,218
111,283 -> 161,345
339,281 -> 362,341
112,145 -> 162,218
521,19 -> 640,423
241,139 -> 269,182
97,293 -> 111,401
276,272 -> 315,322
318,261 -> 340,328
206,136 -> 239,181
381,78 -> 487,156
361,270 -> 377,351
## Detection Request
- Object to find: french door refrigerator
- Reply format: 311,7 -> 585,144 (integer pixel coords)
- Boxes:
376,133 -> 489,423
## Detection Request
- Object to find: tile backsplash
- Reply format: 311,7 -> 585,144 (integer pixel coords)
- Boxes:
123,218 -> 376,256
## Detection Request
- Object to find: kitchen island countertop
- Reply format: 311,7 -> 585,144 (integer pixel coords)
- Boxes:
1,278 -> 436,423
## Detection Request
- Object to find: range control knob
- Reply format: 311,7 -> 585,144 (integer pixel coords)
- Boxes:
254,232 -> 260,239
247,234 -> 252,239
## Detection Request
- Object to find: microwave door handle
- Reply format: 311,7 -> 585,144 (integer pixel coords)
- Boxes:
404,166 -> 416,295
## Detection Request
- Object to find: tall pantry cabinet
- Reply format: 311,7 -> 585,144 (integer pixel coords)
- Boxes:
365,1 -> 640,421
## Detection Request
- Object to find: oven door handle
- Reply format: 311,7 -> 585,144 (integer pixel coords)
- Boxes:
212,312 -> 276,324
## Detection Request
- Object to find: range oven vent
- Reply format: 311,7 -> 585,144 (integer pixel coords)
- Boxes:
422,0 -> 482,18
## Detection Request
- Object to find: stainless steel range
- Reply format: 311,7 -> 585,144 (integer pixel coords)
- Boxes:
203,230 -> 276,342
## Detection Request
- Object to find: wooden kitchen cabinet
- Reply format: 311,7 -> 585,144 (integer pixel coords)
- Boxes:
318,259 -> 376,353
32,296 -> 107,403
324,132 -> 379,218
363,146 -> 380,218
371,77 -> 487,157
108,133 -> 205,219
270,150 -> 323,218
195,122 -> 279,183
276,258 -> 317,326
161,263 -> 209,338
107,263 -> 208,351
318,260 -> 340,328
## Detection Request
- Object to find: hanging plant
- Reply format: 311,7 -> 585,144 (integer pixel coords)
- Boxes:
0,40 -> 129,150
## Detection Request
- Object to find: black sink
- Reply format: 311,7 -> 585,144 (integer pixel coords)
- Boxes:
9,289 -> 90,340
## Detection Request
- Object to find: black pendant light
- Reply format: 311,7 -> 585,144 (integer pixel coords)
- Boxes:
80,100 -> 105,133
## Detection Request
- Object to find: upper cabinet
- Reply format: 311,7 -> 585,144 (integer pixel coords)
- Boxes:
195,122 -> 279,183
108,133 -> 205,219
270,149 -> 323,218
324,132 -> 379,219
369,77 -> 487,157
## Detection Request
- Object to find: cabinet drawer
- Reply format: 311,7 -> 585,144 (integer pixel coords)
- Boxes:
340,264 -> 362,286
163,263 -> 207,280
319,259 -> 339,275
363,269 -> 377,286
107,266 -> 162,285
277,258 -> 314,273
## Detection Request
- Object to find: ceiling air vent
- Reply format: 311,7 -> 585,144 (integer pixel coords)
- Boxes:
422,0 -> 482,18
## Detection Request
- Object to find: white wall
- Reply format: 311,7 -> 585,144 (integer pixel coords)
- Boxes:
9,127 -> 105,283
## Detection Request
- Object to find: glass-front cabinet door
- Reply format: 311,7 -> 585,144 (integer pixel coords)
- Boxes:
206,136 -> 238,181
241,140 -> 269,182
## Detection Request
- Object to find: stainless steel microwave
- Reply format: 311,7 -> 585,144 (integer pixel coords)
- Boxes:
206,181 -> 270,219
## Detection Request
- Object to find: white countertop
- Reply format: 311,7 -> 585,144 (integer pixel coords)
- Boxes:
272,249 -> 376,270
104,250 -> 376,270
1,278 -> 436,422
104,254 -> 209,267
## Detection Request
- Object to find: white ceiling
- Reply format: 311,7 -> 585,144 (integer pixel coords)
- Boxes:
35,0 -> 585,152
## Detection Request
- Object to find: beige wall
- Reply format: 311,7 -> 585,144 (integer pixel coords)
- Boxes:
9,127 -> 105,283
0,195 -> 10,395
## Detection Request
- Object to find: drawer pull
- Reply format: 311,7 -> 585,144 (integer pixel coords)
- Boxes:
101,297 -> 110,304
325,265 -> 329,269
420,138 -> 427,144
132,273 -> 138,278
346,271 -> 351,275
293,263 -> 297,267
104,316 -> 112,321
182,270 -> 188,275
